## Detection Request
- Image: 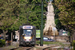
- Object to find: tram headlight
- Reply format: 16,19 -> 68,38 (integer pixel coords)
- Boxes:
30,37 -> 32,39
24,37 -> 32,39
24,37 -> 25,39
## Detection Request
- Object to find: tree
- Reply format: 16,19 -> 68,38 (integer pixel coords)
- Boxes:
0,0 -> 20,40
54,0 -> 75,32
54,0 -> 75,47
18,0 -> 46,29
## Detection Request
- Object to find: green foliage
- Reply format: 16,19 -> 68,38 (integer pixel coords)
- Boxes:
19,0 -> 46,29
67,32 -> 70,36
0,39 -> 5,47
55,19 -> 62,30
0,0 -> 20,31
54,0 -> 75,32
0,0 -> 20,40
72,40 -> 75,50
0,0 -> 47,32
54,5 -> 63,30
72,0 -> 75,2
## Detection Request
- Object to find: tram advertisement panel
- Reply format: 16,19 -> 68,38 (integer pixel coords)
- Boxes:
36,30 -> 40,38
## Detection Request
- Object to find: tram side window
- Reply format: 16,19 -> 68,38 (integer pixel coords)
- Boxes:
20,29 -> 23,35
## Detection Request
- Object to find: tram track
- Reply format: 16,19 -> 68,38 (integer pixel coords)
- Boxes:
10,44 -> 63,50
10,46 -> 34,50
10,46 -> 20,50
42,47 -> 50,50
24,47 -> 34,50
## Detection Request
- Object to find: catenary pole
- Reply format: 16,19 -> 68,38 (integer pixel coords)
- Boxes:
40,0 -> 43,46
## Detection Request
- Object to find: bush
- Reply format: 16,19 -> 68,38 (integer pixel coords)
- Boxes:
0,39 -> 5,47
72,40 -> 75,50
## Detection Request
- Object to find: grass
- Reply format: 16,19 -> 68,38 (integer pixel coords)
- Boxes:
36,41 -> 62,44
36,41 -> 70,47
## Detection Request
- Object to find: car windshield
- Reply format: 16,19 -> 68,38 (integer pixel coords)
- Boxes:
23,29 -> 32,36
43,37 -> 48,40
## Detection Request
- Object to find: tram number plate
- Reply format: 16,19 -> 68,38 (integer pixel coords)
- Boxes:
26,39 -> 29,41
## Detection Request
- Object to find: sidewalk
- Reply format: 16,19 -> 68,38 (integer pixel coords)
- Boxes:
0,41 -> 19,50
35,44 -> 70,50
62,42 -> 70,44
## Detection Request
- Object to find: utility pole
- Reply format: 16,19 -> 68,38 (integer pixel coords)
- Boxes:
40,0 -> 43,46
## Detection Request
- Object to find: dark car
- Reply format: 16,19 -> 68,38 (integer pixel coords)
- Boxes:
0,36 -> 3,40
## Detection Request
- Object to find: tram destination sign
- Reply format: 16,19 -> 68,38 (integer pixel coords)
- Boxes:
23,26 -> 33,29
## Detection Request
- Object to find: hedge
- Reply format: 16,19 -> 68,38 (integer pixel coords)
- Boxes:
0,39 -> 5,47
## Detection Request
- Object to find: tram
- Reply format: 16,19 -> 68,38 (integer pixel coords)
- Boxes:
19,25 -> 36,46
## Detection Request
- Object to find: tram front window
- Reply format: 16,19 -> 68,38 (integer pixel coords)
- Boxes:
23,30 -> 32,36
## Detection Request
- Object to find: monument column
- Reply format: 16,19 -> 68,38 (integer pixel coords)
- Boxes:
43,1 -> 58,37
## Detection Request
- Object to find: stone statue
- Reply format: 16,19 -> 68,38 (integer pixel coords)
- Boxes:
48,2 -> 54,13
43,1 -> 58,36
50,0 -> 53,2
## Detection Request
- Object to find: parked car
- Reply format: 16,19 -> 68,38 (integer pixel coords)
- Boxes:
39,37 -> 54,42
0,36 -> 3,40
43,37 -> 54,42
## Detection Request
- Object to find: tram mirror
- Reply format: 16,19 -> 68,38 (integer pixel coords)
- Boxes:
22,34 -> 25,36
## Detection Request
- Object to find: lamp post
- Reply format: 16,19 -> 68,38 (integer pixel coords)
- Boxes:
40,0 -> 53,46
40,0 -> 43,46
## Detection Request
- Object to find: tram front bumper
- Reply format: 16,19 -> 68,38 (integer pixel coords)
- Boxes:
23,41 -> 35,45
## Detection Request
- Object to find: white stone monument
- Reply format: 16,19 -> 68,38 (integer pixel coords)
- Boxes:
43,1 -> 58,36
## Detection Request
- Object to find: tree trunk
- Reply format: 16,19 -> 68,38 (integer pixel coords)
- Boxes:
73,32 -> 75,40
70,31 -> 75,50
11,32 -> 13,45
3,30 -> 8,40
